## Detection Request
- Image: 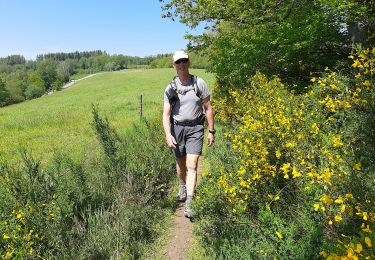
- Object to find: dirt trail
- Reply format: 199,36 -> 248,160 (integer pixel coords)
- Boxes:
162,157 -> 203,260
162,204 -> 193,259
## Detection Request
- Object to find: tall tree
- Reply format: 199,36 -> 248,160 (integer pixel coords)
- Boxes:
36,59 -> 57,90
0,77 -> 11,106
161,0 -> 372,92
25,72 -> 45,99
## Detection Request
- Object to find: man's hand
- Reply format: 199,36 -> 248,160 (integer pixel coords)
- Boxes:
207,133 -> 215,146
166,134 -> 177,149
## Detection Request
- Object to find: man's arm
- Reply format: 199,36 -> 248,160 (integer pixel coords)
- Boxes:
203,96 -> 215,146
163,102 -> 177,149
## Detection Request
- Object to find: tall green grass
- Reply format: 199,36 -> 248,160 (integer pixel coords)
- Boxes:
0,68 -> 215,258
0,68 -> 215,164
0,109 -> 177,259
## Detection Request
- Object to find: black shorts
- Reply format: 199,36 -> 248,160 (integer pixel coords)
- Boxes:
171,124 -> 204,157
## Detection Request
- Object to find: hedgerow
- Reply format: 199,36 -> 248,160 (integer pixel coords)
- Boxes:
194,48 -> 374,259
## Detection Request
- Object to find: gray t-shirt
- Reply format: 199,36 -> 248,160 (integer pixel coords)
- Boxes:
164,76 -> 209,122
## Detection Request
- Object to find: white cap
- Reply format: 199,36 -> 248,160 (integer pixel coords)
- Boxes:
173,50 -> 189,63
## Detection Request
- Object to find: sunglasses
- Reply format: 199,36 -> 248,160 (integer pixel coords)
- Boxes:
174,58 -> 189,64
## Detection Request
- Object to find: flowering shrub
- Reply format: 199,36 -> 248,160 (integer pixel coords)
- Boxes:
194,48 -> 374,259
0,113 -> 176,259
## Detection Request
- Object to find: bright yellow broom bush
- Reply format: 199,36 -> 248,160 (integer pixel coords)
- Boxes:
204,48 -> 374,258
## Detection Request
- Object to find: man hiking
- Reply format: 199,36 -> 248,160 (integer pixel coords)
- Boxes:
163,50 -> 215,218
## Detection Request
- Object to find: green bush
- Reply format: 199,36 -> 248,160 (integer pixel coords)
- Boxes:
24,84 -> 45,99
0,108 -> 176,259
193,49 -> 374,259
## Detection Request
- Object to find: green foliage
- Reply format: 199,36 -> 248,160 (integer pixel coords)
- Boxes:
24,84 -> 45,99
150,55 -> 172,68
149,51 -> 210,69
0,77 -> 11,106
193,49 -> 374,259
4,77 -> 25,103
0,108 -> 176,259
103,61 -> 121,71
25,71 -> 45,99
194,211 -> 322,259
36,59 -> 58,90
160,0 -> 374,94
0,55 -> 25,66
319,0 -> 375,45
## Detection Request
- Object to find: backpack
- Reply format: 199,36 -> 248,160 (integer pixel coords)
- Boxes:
166,75 -> 202,108
166,75 -> 205,125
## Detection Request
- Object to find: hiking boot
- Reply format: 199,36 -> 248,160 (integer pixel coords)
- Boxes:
184,199 -> 193,218
177,184 -> 187,202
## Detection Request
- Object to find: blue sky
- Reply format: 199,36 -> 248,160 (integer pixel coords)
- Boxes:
0,0 -> 202,60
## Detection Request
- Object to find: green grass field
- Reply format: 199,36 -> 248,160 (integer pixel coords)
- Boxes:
0,68 -> 215,164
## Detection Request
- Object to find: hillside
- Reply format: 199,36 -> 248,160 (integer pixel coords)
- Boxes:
0,68 -> 215,163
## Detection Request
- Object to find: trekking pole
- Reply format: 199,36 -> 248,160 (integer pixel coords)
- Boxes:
140,94 -> 143,121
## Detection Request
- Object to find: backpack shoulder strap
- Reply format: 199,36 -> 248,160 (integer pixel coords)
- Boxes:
191,75 -> 201,98
166,76 -> 179,105
170,76 -> 178,92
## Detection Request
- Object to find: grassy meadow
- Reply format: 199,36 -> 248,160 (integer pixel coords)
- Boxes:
0,68 -> 215,164
0,68 -> 215,259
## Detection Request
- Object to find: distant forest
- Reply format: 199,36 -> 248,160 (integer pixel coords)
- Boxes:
0,50 -> 209,107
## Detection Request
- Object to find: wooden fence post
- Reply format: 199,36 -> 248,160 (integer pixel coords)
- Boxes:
140,94 -> 143,121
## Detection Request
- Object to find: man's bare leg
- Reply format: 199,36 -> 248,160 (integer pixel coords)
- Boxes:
186,154 -> 199,196
176,155 -> 187,184
176,155 -> 187,201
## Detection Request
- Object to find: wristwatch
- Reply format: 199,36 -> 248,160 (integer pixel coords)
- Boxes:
208,129 -> 216,135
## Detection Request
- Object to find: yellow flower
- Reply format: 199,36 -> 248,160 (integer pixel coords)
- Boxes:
313,203 -> 320,211
258,105 -> 267,115
275,150 -> 281,159
275,231 -> 283,239
340,101 -> 352,109
292,166 -> 302,178
5,251 -> 13,258
363,80 -> 371,87
334,197 -> 344,204
3,234 -> 10,240
352,59 -> 362,68
280,163 -> 290,174
361,223 -> 371,232
330,84 -> 340,90
345,193 -> 354,199
334,215 -> 342,222
354,243 -> 363,254
237,167 -> 246,175
332,135 -> 343,147
365,236 -> 372,248
353,162 -> 361,171
285,141 -> 296,148
320,194 -> 333,205
310,123 -> 319,134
